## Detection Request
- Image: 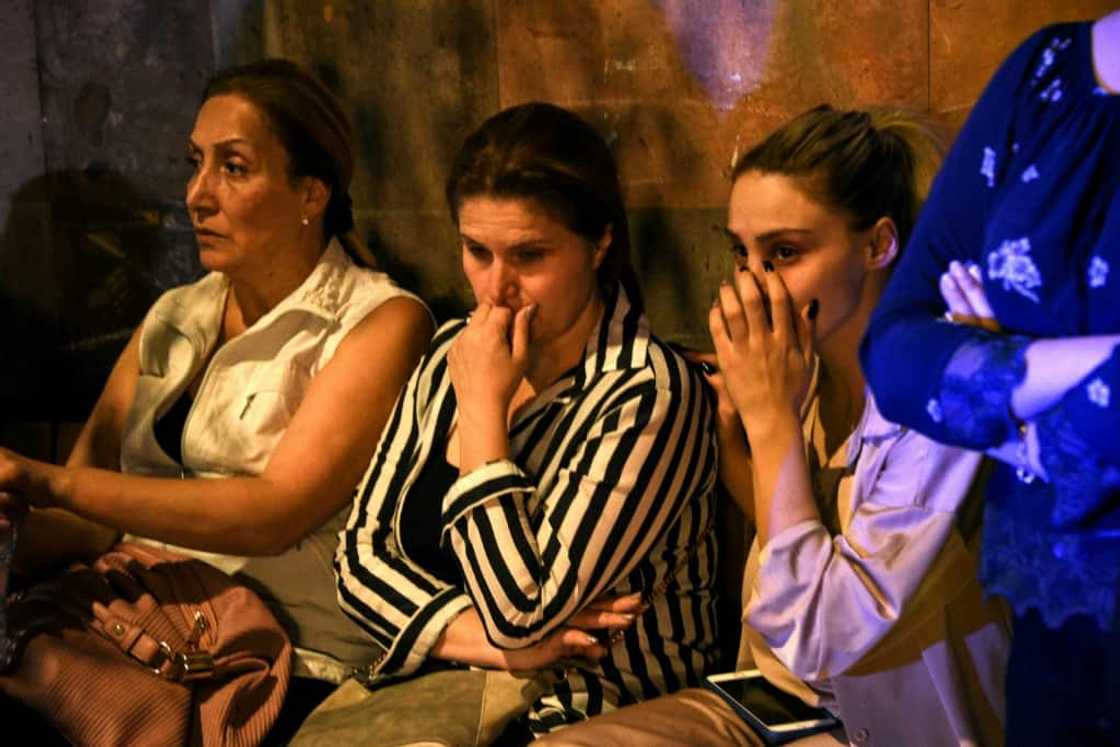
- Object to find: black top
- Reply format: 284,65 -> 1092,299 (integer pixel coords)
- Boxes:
399,442 -> 463,585
154,391 -> 192,465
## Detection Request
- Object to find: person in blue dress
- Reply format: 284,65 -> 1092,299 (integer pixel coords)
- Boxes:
860,11 -> 1120,745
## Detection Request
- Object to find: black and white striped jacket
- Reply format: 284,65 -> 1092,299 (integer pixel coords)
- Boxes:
336,284 -> 719,731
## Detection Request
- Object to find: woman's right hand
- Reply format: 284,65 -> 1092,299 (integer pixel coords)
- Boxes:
497,592 -> 643,671
0,448 -> 60,510
940,261 -> 1001,332
710,268 -> 815,441
434,592 -> 643,672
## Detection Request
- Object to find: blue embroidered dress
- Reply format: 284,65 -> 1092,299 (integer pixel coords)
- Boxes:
861,22 -> 1120,630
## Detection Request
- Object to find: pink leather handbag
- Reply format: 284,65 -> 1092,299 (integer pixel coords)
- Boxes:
0,541 -> 292,746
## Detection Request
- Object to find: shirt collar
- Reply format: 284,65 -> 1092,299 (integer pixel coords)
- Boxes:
845,390 -> 904,468
800,360 -> 903,469
255,238 -> 352,325
515,283 -> 649,418
155,239 -> 354,352
578,282 -> 650,384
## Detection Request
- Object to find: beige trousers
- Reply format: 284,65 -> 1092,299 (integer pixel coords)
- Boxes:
535,688 -> 846,747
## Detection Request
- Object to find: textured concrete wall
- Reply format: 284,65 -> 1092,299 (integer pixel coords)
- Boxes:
0,0 -> 43,227
255,0 -> 1113,346
0,0 -> 48,422
1,0 -> 1115,444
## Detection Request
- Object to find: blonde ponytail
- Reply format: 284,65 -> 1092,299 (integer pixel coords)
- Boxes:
733,104 -> 947,249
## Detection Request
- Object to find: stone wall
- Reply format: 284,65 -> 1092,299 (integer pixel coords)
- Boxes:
1,0 -> 1114,455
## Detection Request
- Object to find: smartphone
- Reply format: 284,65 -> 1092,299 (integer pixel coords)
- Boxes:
704,669 -> 841,745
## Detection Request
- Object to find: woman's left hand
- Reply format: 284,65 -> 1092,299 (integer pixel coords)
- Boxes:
498,592 -> 643,671
0,447 -> 59,511
709,266 -> 815,440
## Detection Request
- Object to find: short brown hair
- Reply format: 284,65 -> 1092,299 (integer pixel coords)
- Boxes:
446,102 -> 641,308
203,60 -> 356,247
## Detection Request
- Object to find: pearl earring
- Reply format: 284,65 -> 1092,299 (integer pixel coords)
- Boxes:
300,216 -> 309,226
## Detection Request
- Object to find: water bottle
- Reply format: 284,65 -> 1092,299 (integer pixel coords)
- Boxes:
0,513 -> 17,669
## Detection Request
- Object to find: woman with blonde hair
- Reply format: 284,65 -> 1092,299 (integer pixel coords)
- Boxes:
540,105 -> 1009,746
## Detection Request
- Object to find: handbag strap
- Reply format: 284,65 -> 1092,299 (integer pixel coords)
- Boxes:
90,606 -> 217,683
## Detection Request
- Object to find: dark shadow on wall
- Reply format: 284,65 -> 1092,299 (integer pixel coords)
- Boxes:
0,169 -> 201,422
360,222 -> 468,324
623,102 -> 711,335
209,0 -> 266,68
631,206 -> 698,326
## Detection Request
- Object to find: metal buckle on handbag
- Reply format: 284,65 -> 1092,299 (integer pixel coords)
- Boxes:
351,649 -> 388,688
154,611 -> 215,682
165,645 -> 217,682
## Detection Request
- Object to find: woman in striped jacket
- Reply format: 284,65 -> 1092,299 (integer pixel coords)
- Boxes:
333,102 -> 719,739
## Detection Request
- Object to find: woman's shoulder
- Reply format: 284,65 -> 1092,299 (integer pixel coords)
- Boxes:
992,21 -> 1095,103
643,336 -> 708,395
332,255 -> 432,329
408,317 -> 467,373
858,390 -> 971,460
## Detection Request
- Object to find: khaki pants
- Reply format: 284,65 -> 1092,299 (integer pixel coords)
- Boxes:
290,669 -> 552,747
535,688 -> 846,747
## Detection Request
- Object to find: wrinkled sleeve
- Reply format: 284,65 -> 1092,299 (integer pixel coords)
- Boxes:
441,351 -> 716,649
861,29 -> 1049,449
336,323 -> 473,679
746,429 -> 983,681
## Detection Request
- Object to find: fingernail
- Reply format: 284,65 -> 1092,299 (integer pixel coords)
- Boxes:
808,299 -> 819,320
968,264 -> 983,282
762,260 -> 774,273
583,633 -> 599,646
700,361 -> 717,376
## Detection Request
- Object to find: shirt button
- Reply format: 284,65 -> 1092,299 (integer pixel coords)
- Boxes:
853,727 -> 870,743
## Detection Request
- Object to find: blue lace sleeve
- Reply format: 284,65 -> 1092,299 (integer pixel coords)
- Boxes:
937,334 -> 1031,445
861,28 -> 1047,435
1036,348 -> 1120,528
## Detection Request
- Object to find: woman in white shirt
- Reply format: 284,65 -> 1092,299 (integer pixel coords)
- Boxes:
0,60 -> 432,734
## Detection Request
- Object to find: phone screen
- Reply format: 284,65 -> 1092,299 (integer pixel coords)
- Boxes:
714,675 -> 830,728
